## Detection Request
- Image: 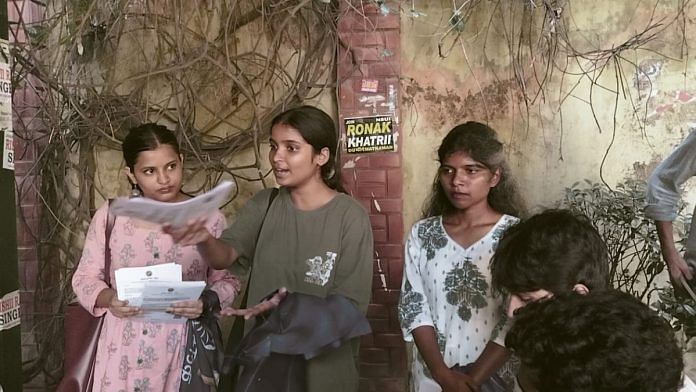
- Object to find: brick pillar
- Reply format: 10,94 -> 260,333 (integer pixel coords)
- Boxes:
337,2 -> 406,391
9,0 -> 46,389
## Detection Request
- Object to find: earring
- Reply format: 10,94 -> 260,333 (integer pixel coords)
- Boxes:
323,166 -> 336,180
130,183 -> 141,198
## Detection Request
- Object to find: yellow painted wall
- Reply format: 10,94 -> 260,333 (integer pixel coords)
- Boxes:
400,0 -> 696,229
89,1 -> 696,231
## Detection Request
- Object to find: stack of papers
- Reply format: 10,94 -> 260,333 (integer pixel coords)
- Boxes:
115,263 -> 205,323
110,180 -> 235,227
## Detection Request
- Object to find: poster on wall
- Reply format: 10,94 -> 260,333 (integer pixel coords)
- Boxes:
344,115 -> 395,154
0,35 -> 21,392
0,290 -> 20,332
2,132 -> 12,170
0,40 -> 11,172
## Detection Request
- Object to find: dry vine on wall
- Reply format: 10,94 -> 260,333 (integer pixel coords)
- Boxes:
402,0 -> 692,169
14,0 -> 696,385
12,0 -> 341,384
398,0 -> 696,334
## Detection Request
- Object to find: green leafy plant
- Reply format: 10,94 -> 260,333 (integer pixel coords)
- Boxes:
653,287 -> 696,340
562,179 -> 696,340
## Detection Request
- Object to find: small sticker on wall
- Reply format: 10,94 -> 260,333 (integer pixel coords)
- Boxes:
0,40 -> 12,172
0,289 -> 21,331
361,79 -> 379,93
2,131 -> 13,171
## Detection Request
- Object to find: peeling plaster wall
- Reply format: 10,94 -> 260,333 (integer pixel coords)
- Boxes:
400,0 -> 696,230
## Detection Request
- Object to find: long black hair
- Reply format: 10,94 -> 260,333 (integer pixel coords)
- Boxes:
271,105 -> 344,192
122,123 -> 181,169
422,121 -> 524,218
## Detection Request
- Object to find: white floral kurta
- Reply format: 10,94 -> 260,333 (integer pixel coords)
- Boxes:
398,215 -> 517,391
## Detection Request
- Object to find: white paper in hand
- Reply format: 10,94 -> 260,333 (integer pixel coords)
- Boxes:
114,264 -> 206,323
115,263 -> 182,305
126,281 -> 206,323
110,181 -> 234,227
139,281 -> 206,310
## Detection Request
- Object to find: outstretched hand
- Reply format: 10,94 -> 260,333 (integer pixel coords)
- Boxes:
221,287 -> 289,320
162,216 -> 211,246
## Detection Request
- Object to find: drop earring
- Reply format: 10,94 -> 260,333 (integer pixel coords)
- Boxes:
130,182 -> 141,198
323,165 -> 336,180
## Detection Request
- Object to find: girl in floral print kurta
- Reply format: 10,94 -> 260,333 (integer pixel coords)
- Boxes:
398,122 -> 524,392
400,215 -> 517,391
71,124 -> 239,392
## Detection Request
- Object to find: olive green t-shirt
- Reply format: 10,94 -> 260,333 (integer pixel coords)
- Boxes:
220,187 -> 374,392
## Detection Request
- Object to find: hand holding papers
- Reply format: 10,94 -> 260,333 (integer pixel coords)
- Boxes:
115,263 -> 205,323
115,263 -> 182,306
110,181 -> 234,227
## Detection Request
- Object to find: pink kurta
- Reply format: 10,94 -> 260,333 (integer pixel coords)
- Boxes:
72,202 -> 239,392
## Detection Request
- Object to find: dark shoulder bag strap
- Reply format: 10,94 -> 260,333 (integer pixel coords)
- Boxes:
223,188 -> 278,386
104,199 -> 116,286
235,188 -> 278,315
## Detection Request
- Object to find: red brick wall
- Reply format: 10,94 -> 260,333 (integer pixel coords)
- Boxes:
337,2 -> 407,391
9,0 -> 46,389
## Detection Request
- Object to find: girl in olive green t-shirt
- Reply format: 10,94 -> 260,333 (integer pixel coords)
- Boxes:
165,105 -> 373,392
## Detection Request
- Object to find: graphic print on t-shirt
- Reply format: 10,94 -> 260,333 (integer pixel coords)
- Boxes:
304,251 -> 337,286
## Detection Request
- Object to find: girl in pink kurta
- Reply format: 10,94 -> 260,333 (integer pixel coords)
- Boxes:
71,123 -> 239,391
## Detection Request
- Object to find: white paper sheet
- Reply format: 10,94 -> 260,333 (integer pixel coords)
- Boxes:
132,281 -> 205,323
138,281 -> 205,310
114,264 -> 205,323
115,263 -> 182,303
109,180 -> 235,227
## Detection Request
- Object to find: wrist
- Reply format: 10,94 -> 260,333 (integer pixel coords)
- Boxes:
665,255 -> 682,267
195,233 -> 211,253
467,371 -> 483,387
662,245 -> 680,259
97,288 -> 116,308
200,230 -> 216,247
431,364 -> 452,384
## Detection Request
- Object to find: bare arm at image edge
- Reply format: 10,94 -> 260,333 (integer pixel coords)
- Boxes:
646,131 -> 696,283
656,220 -> 693,282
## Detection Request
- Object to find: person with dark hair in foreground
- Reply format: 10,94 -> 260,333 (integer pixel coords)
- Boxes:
505,290 -> 684,392
490,209 -> 609,317
491,209 -> 696,392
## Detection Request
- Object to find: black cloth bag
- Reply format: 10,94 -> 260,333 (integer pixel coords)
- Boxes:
226,292 -> 371,392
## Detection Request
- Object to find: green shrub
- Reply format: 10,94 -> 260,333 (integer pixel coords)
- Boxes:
562,179 -> 696,340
